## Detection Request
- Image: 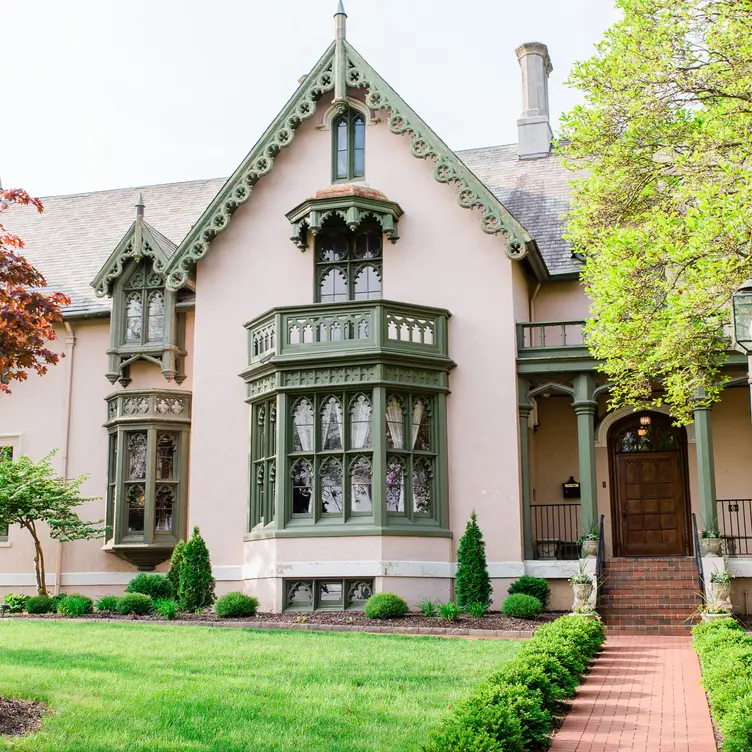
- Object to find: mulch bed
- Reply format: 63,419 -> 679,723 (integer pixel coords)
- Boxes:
11,610 -> 563,632
0,697 -> 44,737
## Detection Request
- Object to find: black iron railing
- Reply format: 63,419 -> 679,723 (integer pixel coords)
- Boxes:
531,503 -> 581,560
692,513 -> 704,595
717,499 -> 752,556
595,514 -> 605,609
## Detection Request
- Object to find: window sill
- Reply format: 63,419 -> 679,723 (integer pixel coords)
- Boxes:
245,524 -> 452,541
0,542 -> 11,548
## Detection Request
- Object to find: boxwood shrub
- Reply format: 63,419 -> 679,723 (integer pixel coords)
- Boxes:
25,595 -> 54,614
507,575 -> 550,608
125,573 -> 173,600
692,618 -> 752,752
364,592 -> 408,619
117,593 -> 153,615
424,615 -> 606,751
215,592 -> 259,618
502,593 -> 542,620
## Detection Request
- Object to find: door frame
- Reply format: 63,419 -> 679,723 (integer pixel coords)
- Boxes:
607,411 -> 693,557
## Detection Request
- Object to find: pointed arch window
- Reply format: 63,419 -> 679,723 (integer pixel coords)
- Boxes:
122,261 -> 166,347
333,108 -> 365,182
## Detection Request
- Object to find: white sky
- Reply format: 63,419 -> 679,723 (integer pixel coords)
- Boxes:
0,0 -> 621,198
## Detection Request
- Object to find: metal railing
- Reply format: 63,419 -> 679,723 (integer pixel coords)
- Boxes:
516,320 -> 586,351
692,513 -> 705,595
717,499 -> 752,556
531,503 -> 581,560
595,514 -> 605,609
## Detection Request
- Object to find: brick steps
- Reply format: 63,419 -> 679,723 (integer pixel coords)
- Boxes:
600,556 -> 702,635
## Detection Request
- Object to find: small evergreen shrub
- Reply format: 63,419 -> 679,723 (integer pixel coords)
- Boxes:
153,598 -> 179,621
437,601 -> 462,622
418,599 -> 438,617
507,575 -> 550,608
125,573 -> 173,600
95,594 -> 120,614
425,615 -> 606,750
215,592 -> 259,618
3,593 -> 28,613
466,601 -> 488,618
502,593 -> 542,619
167,539 -> 185,598
693,619 -> 752,752
363,592 -> 408,619
455,511 -> 492,610
57,593 -> 94,617
178,527 -> 216,611
117,593 -> 153,615
50,593 -> 68,611
25,595 -> 53,614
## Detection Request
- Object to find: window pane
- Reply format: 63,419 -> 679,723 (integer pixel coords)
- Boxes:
292,399 -> 314,452
147,291 -> 165,342
354,148 -> 365,178
386,457 -> 405,513
354,117 -> 365,177
321,397 -> 344,451
353,233 -> 381,260
155,485 -> 175,533
354,117 -> 365,149
336,119 -> 348,180
156,433 -> 177,480
386,396 -> 405,449
337,151 -> 348,179
412,459 -> 432,515
320,459 -> 343,514
350,395 -> 372,449
411,398 -> 430,450
127,432 -> 147,480
292,460 -> 313,515
126,484 -> 145,534
353,265 -> 382,300
125,293 -> 143,342
317,235 -> 348,263
319,269 -> 348,303
351,457 -> 373,513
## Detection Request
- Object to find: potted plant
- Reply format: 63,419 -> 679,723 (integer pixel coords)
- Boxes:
569,564 -> 594,609
571,604 -> 600,620
699,603 -> 732,622
578,528 -> 599,558
700,528 -> 722,556
708,569 -> 733,609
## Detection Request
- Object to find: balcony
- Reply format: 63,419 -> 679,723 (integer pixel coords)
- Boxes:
516,320 -> 593,373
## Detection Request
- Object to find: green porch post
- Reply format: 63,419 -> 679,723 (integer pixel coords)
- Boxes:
693,391 -> 718,530
518,378 -> 534,560
573,373 -> 598,535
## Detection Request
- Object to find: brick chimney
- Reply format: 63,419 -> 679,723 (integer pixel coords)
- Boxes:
515,42 -> 553,159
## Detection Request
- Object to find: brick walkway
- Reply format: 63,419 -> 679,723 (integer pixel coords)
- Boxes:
550,636 -> 717,752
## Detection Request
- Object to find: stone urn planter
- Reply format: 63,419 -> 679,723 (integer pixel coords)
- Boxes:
572,583 -> 594,609
701,611 -> 731,622
700,538 -> 722,557
709,582 -> 732,604
571,611 -> 599,620
580,539 -> 598,558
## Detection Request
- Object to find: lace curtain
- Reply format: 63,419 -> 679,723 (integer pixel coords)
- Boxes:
386,397 -> 404,449
351,395 -> 372,449
293,400 -> 314,452
321,397 -> 343,450
411,399 -> 427,449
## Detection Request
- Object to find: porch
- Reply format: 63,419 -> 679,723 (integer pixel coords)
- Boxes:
517,319 -> 752,562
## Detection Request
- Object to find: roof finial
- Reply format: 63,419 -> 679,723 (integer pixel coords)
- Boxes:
335,0 -> 347,41
135,192 -> 145,219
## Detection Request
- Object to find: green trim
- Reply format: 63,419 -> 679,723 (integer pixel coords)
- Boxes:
245,525 -> 452,541
331,107 -> 365,183
693,392 -> 718,529
573,373 -> 598,535
518,377 -> 534,560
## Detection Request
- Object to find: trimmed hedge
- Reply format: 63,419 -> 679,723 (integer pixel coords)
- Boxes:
692,618 -> 752,752
507,576 -> 550,609
25,595 -> 54,614
364,592 -> 409,619
425,615 -> 606,751
215,592 -> 259,618
502,593 -> 542,620
117,593 -> 153,615
126,573 -> 173,600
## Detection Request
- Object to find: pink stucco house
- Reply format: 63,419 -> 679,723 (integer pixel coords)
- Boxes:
2,7 -> 750,626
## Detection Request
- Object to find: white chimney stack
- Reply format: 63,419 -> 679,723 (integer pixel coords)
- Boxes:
515,42 -> 553,160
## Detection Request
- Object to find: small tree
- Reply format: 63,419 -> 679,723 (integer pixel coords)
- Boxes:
166,539 -> 185,598
0,452 -> 104,594
178,527 -> 215,611
455,510 -> 492,610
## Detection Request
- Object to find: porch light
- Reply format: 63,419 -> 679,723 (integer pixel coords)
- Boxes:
637,427 -> 648,437
732,280 -> 752,354
639,416 -> 651,426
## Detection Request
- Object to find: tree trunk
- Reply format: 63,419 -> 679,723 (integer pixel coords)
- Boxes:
24,520 -> 47,596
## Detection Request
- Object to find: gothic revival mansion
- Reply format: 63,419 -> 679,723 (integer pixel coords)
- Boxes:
3,8 -> 751,618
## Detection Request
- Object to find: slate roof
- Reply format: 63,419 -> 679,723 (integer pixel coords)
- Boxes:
2,144 -> 580,317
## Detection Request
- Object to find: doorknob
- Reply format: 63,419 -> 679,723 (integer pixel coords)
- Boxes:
621,508 -> 627,519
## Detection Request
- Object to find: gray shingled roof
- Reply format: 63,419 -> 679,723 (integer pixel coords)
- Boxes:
2,144 -> 579,316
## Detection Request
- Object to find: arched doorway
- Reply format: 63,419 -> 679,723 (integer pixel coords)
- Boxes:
608,412 -> 692,557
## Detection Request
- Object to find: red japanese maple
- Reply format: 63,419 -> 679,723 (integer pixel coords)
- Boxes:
0,189 -> 70,392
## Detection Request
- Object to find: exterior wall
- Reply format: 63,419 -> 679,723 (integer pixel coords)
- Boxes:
533,280 -> 590,322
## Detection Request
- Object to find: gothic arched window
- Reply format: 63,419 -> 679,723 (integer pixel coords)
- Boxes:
122,261 -> 166,346
333,108 -> 365,182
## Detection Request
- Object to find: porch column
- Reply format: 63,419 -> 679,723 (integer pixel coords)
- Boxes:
518,378 -> 534,560
693,391 -> 718,529
573,373 -> 598,535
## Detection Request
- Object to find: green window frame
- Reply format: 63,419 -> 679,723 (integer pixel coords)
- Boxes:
250,398 -> 277,529
0,445 -> 13,540
332,108 -> 365,182
285,578 -> 374,611
315,221 -> 383,304
288,392 -> 375,522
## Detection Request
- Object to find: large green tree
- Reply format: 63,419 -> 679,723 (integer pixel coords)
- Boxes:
0,452 -> 104,594
561,0 -> 752,423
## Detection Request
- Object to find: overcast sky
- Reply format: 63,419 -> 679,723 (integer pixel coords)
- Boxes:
0,1 -> 621,198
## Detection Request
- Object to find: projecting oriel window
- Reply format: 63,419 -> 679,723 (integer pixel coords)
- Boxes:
333,108 -> 365,182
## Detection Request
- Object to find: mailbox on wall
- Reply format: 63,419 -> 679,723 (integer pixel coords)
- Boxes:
562,476 -> 581,499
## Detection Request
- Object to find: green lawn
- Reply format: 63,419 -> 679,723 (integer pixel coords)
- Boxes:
0,621 -> 520,752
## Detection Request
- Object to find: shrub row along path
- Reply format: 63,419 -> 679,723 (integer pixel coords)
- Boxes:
550,636 -> 716,752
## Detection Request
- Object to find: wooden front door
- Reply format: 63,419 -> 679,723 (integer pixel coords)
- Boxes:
616,453 -> 686,556
610,412 -> 691,557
